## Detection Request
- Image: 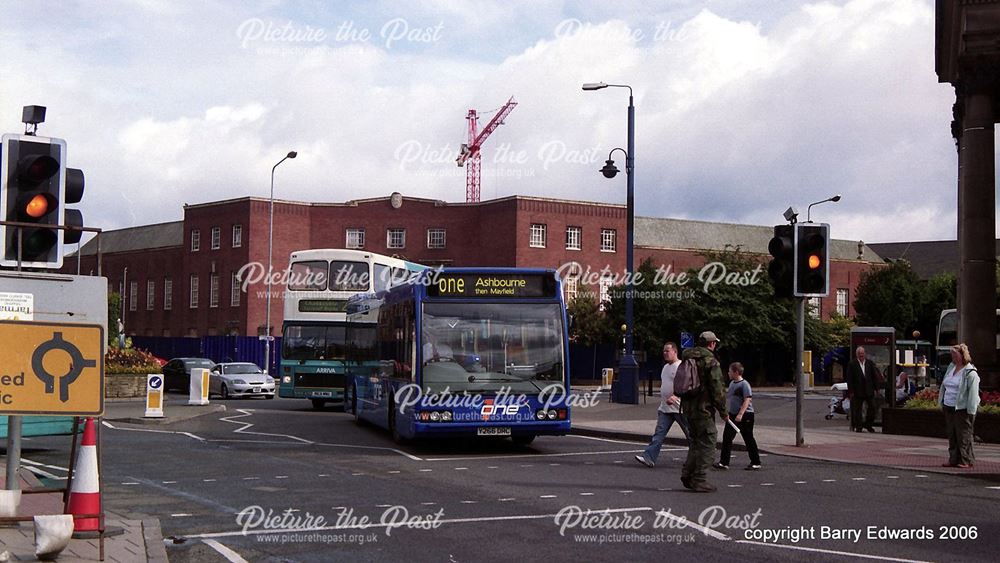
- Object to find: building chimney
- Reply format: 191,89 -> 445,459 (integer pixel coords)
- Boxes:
857,241 -> 864,260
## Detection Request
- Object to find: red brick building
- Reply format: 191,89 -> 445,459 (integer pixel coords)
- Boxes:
70,193 -> 883,338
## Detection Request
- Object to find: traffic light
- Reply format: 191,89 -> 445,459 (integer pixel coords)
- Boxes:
794,223 -> 830,297
767,224 -> 794,298
0,133 -> 84,269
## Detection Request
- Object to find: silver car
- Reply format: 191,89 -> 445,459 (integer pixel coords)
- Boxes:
209,362 -> 275,399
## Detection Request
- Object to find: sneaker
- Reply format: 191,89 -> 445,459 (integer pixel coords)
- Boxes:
692,482 -> 717,493
712,462 -> 728,470
634,454 -> 654,468
745,464 -> 761,471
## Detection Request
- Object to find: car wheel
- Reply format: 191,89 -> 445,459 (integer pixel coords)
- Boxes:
221,384 -> 229,400
311,399 -> 326,410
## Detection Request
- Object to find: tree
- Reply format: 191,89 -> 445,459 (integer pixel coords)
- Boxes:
854,260 -> 923,332
567,295 -> 613,346
108,291 -> 122,347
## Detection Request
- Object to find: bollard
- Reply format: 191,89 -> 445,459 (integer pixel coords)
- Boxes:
145,374 -> 164,418
188,368 -> 210,406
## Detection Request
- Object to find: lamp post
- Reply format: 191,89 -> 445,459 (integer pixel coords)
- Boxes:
263,151 -> 297,376
584,81 -> 639,404
806,194 -> 841,223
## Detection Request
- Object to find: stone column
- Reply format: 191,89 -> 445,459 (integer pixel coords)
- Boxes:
957,91 -> 997,383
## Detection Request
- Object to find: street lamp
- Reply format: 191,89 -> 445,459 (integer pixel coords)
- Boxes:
263,150 -> 297,376
584,81 -> 639,404
806,194 -> 841,223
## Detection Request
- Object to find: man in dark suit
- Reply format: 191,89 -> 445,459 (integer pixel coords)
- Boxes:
846,346 -> 881,432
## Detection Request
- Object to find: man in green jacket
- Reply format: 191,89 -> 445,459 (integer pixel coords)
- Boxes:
680,331 -> 728,492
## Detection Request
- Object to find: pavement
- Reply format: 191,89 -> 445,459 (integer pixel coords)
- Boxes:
0,398 -> 222,562
571,386 -> 1000,478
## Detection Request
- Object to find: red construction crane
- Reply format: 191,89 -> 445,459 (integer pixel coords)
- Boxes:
456,96 -> 517,203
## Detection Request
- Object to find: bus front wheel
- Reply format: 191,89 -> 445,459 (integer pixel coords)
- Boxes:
311,399 -> 326,410
389,404 -> 408,445
512,435 -> 536,446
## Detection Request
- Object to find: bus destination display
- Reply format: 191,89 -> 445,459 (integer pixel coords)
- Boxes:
427,274 -> 556,299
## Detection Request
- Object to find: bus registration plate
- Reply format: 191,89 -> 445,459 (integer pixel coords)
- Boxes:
477,427 -> 511,437
311,391 -> 332,398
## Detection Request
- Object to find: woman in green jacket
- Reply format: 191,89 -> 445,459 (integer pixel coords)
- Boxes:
938,343 -> 981,468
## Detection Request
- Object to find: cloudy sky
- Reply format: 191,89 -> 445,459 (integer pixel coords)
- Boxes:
1,0 -> 992,243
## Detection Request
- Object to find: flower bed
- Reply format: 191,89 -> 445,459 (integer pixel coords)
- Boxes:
106,346 -> 162,398
883,388 -> 1000,443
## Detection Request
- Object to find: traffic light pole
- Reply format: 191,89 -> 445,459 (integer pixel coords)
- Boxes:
4,416 -> 22,489
796,296 -> 805,447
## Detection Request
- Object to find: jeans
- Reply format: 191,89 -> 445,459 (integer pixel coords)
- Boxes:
642,411 -> 691,464
719,412 -> 761,466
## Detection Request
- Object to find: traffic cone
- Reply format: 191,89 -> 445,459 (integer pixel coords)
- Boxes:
65,418 -> 101,534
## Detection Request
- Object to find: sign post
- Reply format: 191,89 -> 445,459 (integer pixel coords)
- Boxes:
145,374 -> 164,418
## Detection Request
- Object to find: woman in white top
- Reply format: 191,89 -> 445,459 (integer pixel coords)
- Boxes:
937,343 -> 981,468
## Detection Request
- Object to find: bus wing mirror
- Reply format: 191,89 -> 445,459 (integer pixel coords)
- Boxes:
567,314 -> 575,330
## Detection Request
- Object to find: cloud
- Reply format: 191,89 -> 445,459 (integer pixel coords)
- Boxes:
0,0 -> 973,244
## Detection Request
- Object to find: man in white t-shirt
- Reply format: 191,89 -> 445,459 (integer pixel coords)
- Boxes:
635,342 -> 692,467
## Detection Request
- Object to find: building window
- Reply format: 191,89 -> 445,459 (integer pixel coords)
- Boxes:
564,276 -> 578,302
598,274 -> 614,310
836,289 -> 848,316
427,228 -> 446,249
164,278 -> 172,310
191,229 -> 200,252
346,228 -> 365,249
530,224 -> 546,248
146,280 -> 155,311
129,281 -> 137,311
601,228 -> 617,252
211,227 -> 221,250
231,272 -> 241,307
190,275 -> 199,309
387,228 -> 406,249
232,224 -> 243,248
210,274 -> 219,308
566,226 -> 582,250
808,297 -> 822,319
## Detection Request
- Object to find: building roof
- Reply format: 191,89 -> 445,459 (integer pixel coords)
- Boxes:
867,240 -> 999,279
635,216 -> 882,262
73,221 -> 184,256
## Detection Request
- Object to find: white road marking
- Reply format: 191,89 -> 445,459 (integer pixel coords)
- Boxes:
499,498 -> 516,502
242,477 -> 259,481
618,490 -> 633,494
183,507 -> 655,540
794,481 -> 807,484
579,492 -> 594,496
202,539 -> 250,563
352,473 -> 364,476
568,435 -> 647,445
162,481 -> 178,484
375,504 -> 392,508
275,476 -> 289,479
727,485 -> 742,488
171,513 -> 193,517
419,469 -> 433,473
539,495 -> 557,499
654,509 -> 730,541
613,461 -> 624,464
204,479 -> 217,482
421,502 -> 437,506
22,458 -> 69,472
122,482 -> 140,486
487,466 -> 499,469
460,500 -> 477,504
318,474 -> 329,477
102,420 -> 206,442
21,466 -> 64,480
986,486 -> 1000,490
736,540 -> 932,562
823,479 -> 836,482
424,449 -> 645,462
454,467 -> 468,471
887,476 -> 899,479
761,483 -> 774,486
852,477 -> 866,481
388,471 -> 401,474
915,475 -> 928,478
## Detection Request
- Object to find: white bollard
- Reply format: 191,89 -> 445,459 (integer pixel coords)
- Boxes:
188,368 -> 210,406
145,374 -> 165,418
0,489 -> 21,518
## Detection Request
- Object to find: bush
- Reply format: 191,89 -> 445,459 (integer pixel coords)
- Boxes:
903,388 -> 1000,414
106,346 -> 162,374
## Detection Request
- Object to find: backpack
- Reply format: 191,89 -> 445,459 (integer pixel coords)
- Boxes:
672,357 -> 702,398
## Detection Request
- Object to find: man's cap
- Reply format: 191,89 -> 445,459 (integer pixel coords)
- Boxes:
699,331 -> 721,343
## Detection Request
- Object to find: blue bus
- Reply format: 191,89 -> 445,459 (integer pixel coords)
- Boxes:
279,249 -> 424,409
345,268 -> 572,444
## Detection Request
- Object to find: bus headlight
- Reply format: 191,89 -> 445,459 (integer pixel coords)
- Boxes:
546,410 -> 558,420
430,411 -> 442,422
535,410 -> 547,420
282,376 -> 292,384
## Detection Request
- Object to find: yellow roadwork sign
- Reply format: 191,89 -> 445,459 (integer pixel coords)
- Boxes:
0,321 -> 104,416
